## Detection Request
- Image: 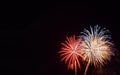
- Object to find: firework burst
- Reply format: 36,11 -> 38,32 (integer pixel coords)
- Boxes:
81,25 -> 114,75
59,35 -> 83,75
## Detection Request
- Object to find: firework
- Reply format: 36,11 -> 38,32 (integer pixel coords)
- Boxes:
81,25 -> 114,75
59,35 -> 83,75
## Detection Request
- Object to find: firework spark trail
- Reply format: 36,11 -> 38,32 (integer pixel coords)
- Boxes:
81,25 -> 114,75
58,35 -> 83,75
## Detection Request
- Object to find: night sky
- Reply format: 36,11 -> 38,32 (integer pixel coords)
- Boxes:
1,3 -> 120,75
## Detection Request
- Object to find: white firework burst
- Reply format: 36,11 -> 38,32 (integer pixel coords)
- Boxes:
80,25 -> 114,75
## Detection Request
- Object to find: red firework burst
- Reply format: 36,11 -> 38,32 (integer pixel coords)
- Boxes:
58,35 -> 83,75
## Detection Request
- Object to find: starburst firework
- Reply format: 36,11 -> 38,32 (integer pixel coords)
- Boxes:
59,35 -> 83,75
81,25 -> 114,75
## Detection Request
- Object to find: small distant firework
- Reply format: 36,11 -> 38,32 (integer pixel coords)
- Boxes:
58,35 -> 83,75
81,25 -> 114,75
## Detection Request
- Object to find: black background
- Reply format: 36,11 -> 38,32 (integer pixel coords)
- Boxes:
1,3 -> 120,75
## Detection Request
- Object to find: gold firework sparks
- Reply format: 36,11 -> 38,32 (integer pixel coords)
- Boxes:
81,25 -> 114,75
